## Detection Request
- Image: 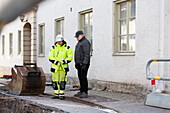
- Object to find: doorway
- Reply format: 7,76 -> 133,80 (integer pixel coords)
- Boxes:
23,23 -> 31,63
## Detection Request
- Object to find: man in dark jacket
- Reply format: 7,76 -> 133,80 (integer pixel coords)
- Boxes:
74,30 -> 91,98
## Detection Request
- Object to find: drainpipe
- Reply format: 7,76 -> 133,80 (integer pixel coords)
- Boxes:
158,0 -> 165,92
0,0 -> 43,30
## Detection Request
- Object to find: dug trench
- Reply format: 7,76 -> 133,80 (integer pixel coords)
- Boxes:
0,92 -> 66,113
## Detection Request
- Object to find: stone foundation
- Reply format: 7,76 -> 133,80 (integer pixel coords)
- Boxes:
67,77 -> 148,95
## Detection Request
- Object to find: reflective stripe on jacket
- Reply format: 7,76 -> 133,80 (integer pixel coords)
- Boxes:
48,41 -> 73,72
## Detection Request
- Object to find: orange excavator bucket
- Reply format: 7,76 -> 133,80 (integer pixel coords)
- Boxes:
2,63 -> 46,95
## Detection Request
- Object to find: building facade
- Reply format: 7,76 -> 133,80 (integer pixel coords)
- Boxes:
1,0 -> 170,94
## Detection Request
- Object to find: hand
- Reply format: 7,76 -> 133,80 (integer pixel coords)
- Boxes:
75,64 -> 79,69
62,60 -> 67,64
60,60 -> 67,64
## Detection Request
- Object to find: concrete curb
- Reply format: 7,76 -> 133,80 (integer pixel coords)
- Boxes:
71,97 -> 120,113
38,92 -> 119,113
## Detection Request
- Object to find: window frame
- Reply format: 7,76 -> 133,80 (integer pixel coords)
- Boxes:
113,0 -> 136,56
38,23 -> 45,56
9,33 -> 13,56
55,17 -> 64,42
2,35 -> 5,56
18,30 -> 22,55
79,8 -> 93,56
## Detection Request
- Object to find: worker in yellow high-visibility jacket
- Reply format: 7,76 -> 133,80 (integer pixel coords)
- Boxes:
48,34 -> 73,100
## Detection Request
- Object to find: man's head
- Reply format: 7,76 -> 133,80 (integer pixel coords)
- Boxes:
75,30 -> 84,41
56,34 -> 64,45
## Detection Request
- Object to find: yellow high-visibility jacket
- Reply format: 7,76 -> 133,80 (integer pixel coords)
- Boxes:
48,41 -> 73,73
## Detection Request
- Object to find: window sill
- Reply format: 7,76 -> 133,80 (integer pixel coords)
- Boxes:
18,53 -> 22,56
38,54 -> 45,57
112,52 -> 135,56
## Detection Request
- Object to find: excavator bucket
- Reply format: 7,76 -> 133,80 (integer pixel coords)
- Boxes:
2,63 -> 46,95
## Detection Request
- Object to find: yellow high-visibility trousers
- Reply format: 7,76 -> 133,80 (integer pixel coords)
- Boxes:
52,70 -> 67,97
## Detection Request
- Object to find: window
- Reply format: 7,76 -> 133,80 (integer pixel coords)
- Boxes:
80,9 -> 93,54
55,17 -> 64,37
2,35 -> 5,55
39,24 -> 45,55
114,0 -> 136,54
18,31 -> 21,55
9,33 -> 13,55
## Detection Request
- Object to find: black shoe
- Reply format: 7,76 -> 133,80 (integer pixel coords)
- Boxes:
74,92 -> 82,97
79,92 -> 88,98
52,96 -> 59,99
59,96 -> 65,100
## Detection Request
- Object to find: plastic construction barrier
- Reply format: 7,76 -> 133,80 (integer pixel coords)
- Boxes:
2,63 -> 46,95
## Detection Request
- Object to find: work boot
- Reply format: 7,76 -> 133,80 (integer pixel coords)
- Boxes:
52,96 -> 59,99
74,92 -> 82,97
79,92 -> 88,98
59,96 -> 65,100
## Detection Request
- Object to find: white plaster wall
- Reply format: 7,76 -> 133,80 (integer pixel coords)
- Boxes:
36,0 -> 100,78
135,0 -> 161,85
0,11 -> 37,74
36,0 -> 167,87
0,18 -> 23,68
163,0 -> 170,91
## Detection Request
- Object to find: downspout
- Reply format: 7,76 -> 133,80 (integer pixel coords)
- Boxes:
158,0 -> 165,91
